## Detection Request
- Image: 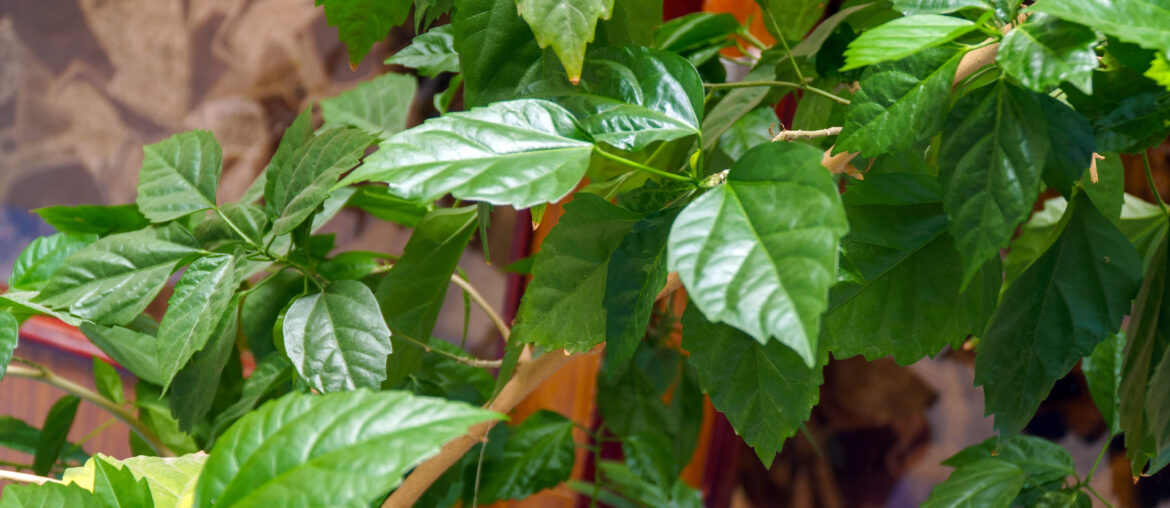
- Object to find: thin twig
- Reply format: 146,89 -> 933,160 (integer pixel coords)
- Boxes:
704,81 -> 851,105
5,362 -> 175,457
0,469 -> 60,485
772,127 -> 843,142
593,149 -> 696,184
449,274 -> 511,340
1085,484 -> 1116,508
1084,433 -> 1111,484
392,332 -> 502,369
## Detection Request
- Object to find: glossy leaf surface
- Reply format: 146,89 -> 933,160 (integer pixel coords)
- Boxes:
320,73 -> 417,136
156,253 -> 238,391
385,25 -> 459,77
843,15 -> 977,70
996,13 -> 1097,94
478,410 -> 576,503
317,0 -> 412,66
283,280 -> 393,392
136,130 -> 222,222
516,0 -> 613,81
10,233 -> 97,291
265,128 -> 375,236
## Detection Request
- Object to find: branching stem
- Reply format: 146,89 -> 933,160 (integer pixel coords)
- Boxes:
392,332 -> 502,368
773,127 -> 843,142
594,149 -> 696,184
0,469 -> 60,485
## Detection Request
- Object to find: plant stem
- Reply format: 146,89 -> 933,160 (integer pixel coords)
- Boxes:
5,362 -> 175,457
773,127 -> 843,142
1085,484 -> 1116,508
1143,151 -> 1169,214
737,28 -> 769,51
392,332 -> 503,368
589,422 -> 606,508
448,273 -> 511,340
0,460 -> 32,470
594,149 -> 695,184
1084,434 -> 1111,484
58,417 -> 117,462
216,206 -> 324,289
703,81 -> 850,105
0,469 -> 60,485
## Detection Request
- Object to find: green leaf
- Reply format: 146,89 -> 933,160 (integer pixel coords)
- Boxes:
33,395 -> 80,475
194,203 -> 270,247
975,193 -> 1142,436
10,233 -> 98,291
755,0 -> 826,43
136,130 -> 222,222
408,339 -> 495,404
668,142 -> 847,365
386,25 -> 459,76
655,13 -> 738,54
376,206 -> 477,387
1031,0 -> 1170,56
0,310 -> 15,382
132,383 -> 199,456
0,482 -> 103,508
284,280 -> 392,392
320,73 -> 418,137
939,81 -> 1049,286
1082,332 -> 1124,434
346,186 -> 428,227
63,453 -> 208,508
80,323 -> 164,386
593,0 -> 661,48
514,194 -> 641,352
453,0 -> 544,107
825,174 -> 1000,364
836,47 -> 964,156
37,224 -> 201,325
700,50 -> 797,150
602,209 -> 677,375
167,296 -> 240,431
344,99 -> 595,209
598,347 -> 678,441
478,410 -> 576,503
92,455 -> 156,508
996,13 -> 1097,94
316,0 -> 412,66
681,307 -> 823,466
943,435 -> 1076,488
892,0 -> 991,14
91,358 -> 124,405
922,459 -> 1026,508
208,355 -> 293,443
717,107 -> 778,162
194,390 -> 499,507
843,15 -> 977,70
1148,52 -> 1170,90
525,46 -> 704,151
1037,95 -> 1097,198
515,0 -> 614,82
265,128 -> 375,236
0,417 -> 88,464
1147,341 -> 1170,473
33,204 -> 149,237
156,253 -> 238,391
1121,231 -> 1170,472
240,271 -> 303,360
1064,67 -> 1170,154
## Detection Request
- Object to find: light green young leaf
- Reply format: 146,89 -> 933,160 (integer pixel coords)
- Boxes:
0,481 -> 102,508
194,390 -> 500,507
136,130 -> 222,222
343,99 -> 595,209
682,307 -> 823,467
33,395 -> 80,475
385,25 -> 459,76
843,14 -> 977,70
1148,53 -> 1170,90
976,193 -> 1142,437
345,186 -> 428,227
996,14 -> 1097,94
515,0 -> 614,82
92,455 -> 156,508
265,128 -> 375,236
478,410 -> 576,503
939,81 -> 1049,286
0,310 -> 15,382
284,280 -> 392,392
316,0 -> 413,66
892,0 -> 991,14
452,0 -> 544,107
156,253 -> 238,391
91,358 -> 124,405
1031,0 -> 1170,56
669,142 -> 847,366
514,194 -> 641,352
836,47 -> 963,156
320,73 -> 418,137
10,233 -> 98,291
37,224 -> 201,326
922,459 -> 1026,508
525,46 -> 704,151
63,453 -> 208,508
1082,332 -> 1124,435
33,204 -> 149,237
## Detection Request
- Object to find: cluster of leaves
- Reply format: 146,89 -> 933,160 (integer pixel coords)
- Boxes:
2,0 -> 1170,505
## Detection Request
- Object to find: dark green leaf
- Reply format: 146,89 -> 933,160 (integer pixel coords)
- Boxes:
320,73 -> 417,136
976,193 -> 1142,436
343,100 -> 595,208
194,390 -> 499,507
700,51 -> 797,150
1038,95 -> 1097,198
240,271 -> 303,360
1031,0 -> 1170,56
622,432 -> 676,490
208,355 -> 293,443
156,253 -> 238,391
718,107 -> 779,162
755,0 -> 826,42
1121,231 -> 1170,472
939,81 -> 1049,286
284,280 -> 392,392
92,455 -> 156,508
0,481 -> 103,508
376,206 -> 477,387
0,416 -> 88,463
525,46 -> 704,151
996,13 -> 1097,94
91,358 -> 124,405
10,233 -> 98,291
1083,333 -> 1125,434
452,0 -> 544,107
843,15 -> 978,70
681,307 -> 824,466
922,459 -> 1026,508
1064,67 -> 1170,154
265,128 -> 375,236
943,435 -> 1075,488
602,209 -> 678,375
37,224 -> 201,325
318,251 -> 383,281
654,13 -> 738,54
515,0 -> 613,82
386,25 -> 459,76
514,194 -> 641,352
346,186 -> 428,227
136,130 -> 222,222
593,0 -> 661,47
33,395 -> 80,475
836,47 -> 963,156
80,322 -> 164,386
669,142 -> 847,365
410,339 -> 494,404
168,297 -> 239,432
316,0 -> 412,66
0,310 -> 15,382
478,410 -> 576,503
892,0 -> 991,14
33,204 -> 149,237
598,349 -> 677,440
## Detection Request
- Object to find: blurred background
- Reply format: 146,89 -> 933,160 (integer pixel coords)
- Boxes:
0,0 -> 1168,506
